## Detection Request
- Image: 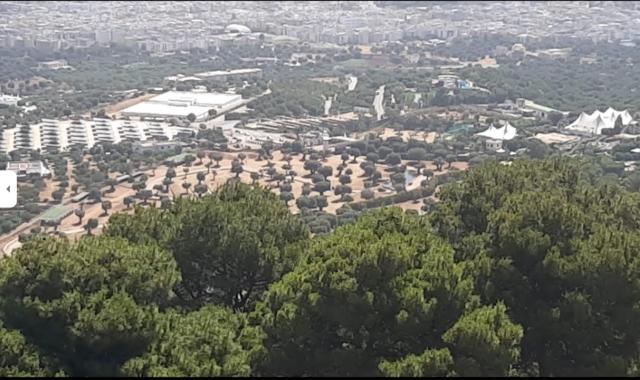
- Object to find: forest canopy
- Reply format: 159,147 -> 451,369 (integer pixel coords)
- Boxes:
1,159 -> 640,376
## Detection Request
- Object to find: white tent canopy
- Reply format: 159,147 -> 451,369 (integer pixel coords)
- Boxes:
475,122 -> 518,141
566,107 -> 633,135
603,107 -> 633,125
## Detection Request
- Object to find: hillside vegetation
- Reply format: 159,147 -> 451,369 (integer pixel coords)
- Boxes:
1,158 -> 640,376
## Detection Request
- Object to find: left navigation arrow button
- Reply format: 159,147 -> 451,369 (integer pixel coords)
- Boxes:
0,171 -> 17,208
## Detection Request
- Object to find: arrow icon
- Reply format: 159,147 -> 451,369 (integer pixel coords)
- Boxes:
0,171 -> 17,208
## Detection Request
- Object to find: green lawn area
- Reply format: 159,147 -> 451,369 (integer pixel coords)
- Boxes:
39,205 -> 74,222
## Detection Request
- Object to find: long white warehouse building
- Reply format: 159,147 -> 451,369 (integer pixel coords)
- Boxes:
121,91 -> 244,121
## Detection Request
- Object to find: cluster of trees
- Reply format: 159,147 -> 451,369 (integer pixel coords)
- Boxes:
68,142 -> 179,196
276,134 -> 462,217
389,112 -> 453,132
385,33 -> 640,113
0,152 -> 45,234
576,153 -> 640,192
459,47 -> 640,112
296,203 -> 362,235
46,47 -> 242,94
3,157 -> 640,376
195,128 -> 228,150
430,157 -> 640,376
295,178 -> 443,237
248,78 -> 338,118
425,87 -> 507,107
351,178 -> 440,211
50,140 -> 170,219
428,33 -> 598,64
0,47 -> 144,121
257,67 -> 434,118
0,183 -> 43,235
330,134 -> 462,171
0,42 -> 292,124
42,153 -> 71,204
331,71 -> 385,114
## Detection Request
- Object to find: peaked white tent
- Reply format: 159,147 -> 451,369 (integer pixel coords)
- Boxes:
603,107 -> 633,125
566,107 -> 633,135
475,122 -> 518,141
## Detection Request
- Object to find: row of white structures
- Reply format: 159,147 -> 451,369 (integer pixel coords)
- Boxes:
0,118 -> 195,153
474,108 -> 636,146
565,108 -> 635,135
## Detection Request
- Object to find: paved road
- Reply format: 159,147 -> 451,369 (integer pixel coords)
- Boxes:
373,85 -> 386,121
323,94 -> 338,116
347,75 -> 358,92
323,95 -> 332,116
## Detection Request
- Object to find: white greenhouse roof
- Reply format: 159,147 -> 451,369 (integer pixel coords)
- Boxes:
475,122 -> 518,141
566,107 -> 633,135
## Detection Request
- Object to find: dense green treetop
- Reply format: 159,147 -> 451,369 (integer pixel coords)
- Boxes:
0,235 -> 180,376
432,157 -> 640,376
122,305 -> 265,377
251,208 -> 520,376
1,158 -> 640,376
0,321 -> 63,377
106,182 -> 310,311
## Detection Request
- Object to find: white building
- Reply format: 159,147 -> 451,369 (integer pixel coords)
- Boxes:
475,122 -> 518,151
0,94 -> 21,106
133,140 -> 187,154
475,122 -> 518,141
566,107 -> 634,135
121,91 -> 244,121
6,161 -> 51,178
37,60 -> 70,70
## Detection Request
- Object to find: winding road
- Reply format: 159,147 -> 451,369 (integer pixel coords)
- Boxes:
373,85 -> 386,121
347,75 -> 358,92
323,94 -> 337,116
